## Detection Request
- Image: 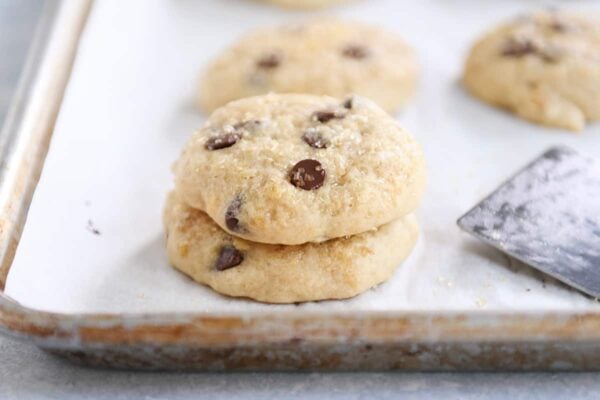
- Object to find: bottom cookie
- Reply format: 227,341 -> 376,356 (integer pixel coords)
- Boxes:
164,192 -> 418,303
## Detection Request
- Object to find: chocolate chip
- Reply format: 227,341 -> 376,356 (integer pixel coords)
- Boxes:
215,246 -> 244,271
225,196 -> 243,232
341,44 -> 370,59
289,159 -> 326,190
205,121 -> 261,150
501,38 -> 537,57
550,20 -> 567,33
256,53 -> 281,69
501,37 -> 564,64
312,109 -> 347,123
302,129 -> 329,149
205,133 -> 240,150
342,97 -> 354,110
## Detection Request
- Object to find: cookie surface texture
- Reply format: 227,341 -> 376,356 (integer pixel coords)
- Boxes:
164,193 -> 419,303
198,19 -> 417,114
175,93 -> 426,245
463,10 -> 600,131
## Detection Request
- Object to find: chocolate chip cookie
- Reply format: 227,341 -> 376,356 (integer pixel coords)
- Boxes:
164,192 -> 418,303
198,19 -> 417,114
463,10 -> 600,131
174,93 -> 426,245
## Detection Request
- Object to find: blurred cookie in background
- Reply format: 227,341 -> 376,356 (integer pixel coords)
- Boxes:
198,19 -> 417,115
463,10 -> 600,131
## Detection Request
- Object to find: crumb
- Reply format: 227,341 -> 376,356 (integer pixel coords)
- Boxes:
526,288 -> 531,292
475,298 -> 487,308
84,200 -> 91,207
86,219 -> 100,235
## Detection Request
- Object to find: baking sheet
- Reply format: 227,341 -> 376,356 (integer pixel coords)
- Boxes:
5,0 -> 600,313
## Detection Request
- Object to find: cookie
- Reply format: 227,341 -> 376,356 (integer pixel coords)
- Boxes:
164,192 -> 418,303
257,0 -> 352,9
174,93 -> 426,245
198,19 -> 417,114
463,10 -> 600,131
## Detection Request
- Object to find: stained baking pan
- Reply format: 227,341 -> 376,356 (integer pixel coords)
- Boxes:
2,0 -> 600,370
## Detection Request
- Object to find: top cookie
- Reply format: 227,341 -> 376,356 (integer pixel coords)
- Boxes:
463,10 -> 600,131
174,93 -> 426,245
198,19 -> 417,115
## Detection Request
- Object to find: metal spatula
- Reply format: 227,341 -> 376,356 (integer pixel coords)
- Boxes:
458,145 -> 600,298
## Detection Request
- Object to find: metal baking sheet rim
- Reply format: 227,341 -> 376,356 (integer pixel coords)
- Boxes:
2,0 -> 600,370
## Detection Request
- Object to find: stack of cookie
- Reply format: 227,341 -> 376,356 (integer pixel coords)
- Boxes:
165,93 -> 426,303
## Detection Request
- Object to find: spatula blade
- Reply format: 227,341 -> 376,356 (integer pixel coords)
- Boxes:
458,146 -> 600,298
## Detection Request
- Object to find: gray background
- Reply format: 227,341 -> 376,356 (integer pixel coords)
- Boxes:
1,1 -> 600,398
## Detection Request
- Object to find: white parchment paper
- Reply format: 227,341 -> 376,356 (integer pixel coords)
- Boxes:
6,0 -> 600,313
